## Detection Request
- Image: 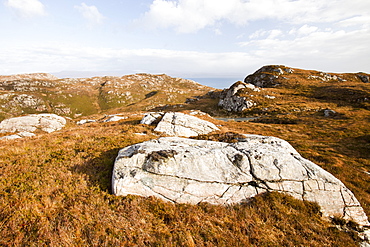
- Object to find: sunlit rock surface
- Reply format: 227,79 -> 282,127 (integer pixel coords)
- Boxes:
112,135 -> 369,226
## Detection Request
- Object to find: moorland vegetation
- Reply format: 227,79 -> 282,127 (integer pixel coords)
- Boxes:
0,65 -> 369,246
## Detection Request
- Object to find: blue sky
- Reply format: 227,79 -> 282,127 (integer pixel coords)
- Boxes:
1,0 -> 369,86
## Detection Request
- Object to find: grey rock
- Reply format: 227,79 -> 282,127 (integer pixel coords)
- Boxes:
112,135 -> 369,227
0,134 -> 22,140
77,119 -> 96,125
244,65 -> 289,87
102,115 -> 127,123
358,74 -> 370,83
274,68 -> 284,75
284,68 -> 294,73
18,131 -> 36,137
153,112 -> 219,137
140,112 -> 164,125
0,114 -> 66,134
218,82 -> 257,112
324,109 -> 337,117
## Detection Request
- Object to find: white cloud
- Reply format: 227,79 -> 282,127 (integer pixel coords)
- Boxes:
141,0 -> 370,33
75,3 -> 105,27
6,0 -> 46,18
238,26 -> 370,72
289,25 -> 319,36
0,43 -> 259,78
249,29 -> 283,40
339,16 -> 370,28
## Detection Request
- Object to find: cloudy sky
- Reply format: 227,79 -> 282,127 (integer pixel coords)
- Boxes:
1,0 -> 369,87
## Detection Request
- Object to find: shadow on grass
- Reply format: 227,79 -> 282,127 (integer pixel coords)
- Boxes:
72,147 -> 121,193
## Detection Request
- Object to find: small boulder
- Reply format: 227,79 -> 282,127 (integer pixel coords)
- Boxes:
153,112 -> 219,137
77,119 -> 96,125
140,112 -> 164,125
0,134 -> 22,140
323,109 -> 337,117
102,115 -> 127,123
0,114 -> 66,134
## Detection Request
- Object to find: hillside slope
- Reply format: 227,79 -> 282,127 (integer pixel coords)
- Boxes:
0,73 -> 212,121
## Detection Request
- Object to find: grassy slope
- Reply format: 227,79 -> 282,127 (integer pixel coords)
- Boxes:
0,118 -> 361,246
0,67 -> 369,246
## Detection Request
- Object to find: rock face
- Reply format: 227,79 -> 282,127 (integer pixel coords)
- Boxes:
141,112 -> 219,137
358,74 -> 370,83
323,109 -> 337,117
218,81 -> 258,112
244,65 -> 293,87
140,112 -> 164,125
112,135 -> 369,226
0,114 -> 66,134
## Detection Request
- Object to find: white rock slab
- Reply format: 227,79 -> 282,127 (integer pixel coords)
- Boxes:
112,135 -> 370,226
0,114 -> 66,134
153,112 -> 219,137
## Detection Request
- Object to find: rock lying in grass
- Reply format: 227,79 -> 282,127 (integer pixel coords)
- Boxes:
140,112 -> 164,125
112,135 -> 370,227
218,81 -> 258,112
141,112 -> 219,137
358,73 -> 369,83
0,131 -> 36,141
102,115 -> 127,123
0,113 -> 66,134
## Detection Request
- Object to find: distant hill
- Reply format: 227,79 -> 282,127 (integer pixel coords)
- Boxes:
0,73 -> 213,121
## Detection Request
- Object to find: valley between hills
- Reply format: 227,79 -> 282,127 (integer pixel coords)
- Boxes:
0,65 -> 369,246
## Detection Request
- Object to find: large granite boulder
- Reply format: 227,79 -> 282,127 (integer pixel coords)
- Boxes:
0,113 -> 66,134
112,135 -> 369,227
141,112 -> 219,137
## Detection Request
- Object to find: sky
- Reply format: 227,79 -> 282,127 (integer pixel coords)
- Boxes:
1,0 -> 369,87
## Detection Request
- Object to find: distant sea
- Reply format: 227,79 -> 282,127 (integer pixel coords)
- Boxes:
187,78 -> 242,89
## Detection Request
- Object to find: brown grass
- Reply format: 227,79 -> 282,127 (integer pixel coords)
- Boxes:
0,119 -> 362,246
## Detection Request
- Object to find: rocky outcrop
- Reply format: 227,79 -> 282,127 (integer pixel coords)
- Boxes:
140,112 -> 164,125
112,135 -> 369,227
141,112 -> 219,137
244,65 -> 293,87
218,81 -> 258,112
358,74 -> 370,83
0,114 -> 66,135
243,65 -> 370,89
323,109 -> 337,117
0,73 -> 59,81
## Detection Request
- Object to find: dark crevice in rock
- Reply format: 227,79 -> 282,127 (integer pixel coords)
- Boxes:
141,183 -> 177,203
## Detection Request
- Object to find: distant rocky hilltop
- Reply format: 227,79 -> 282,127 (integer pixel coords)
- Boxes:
0,73 -> 212,121
218,65 -> 370,113
244,65 -> 369,87
0,73 -> 59,81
